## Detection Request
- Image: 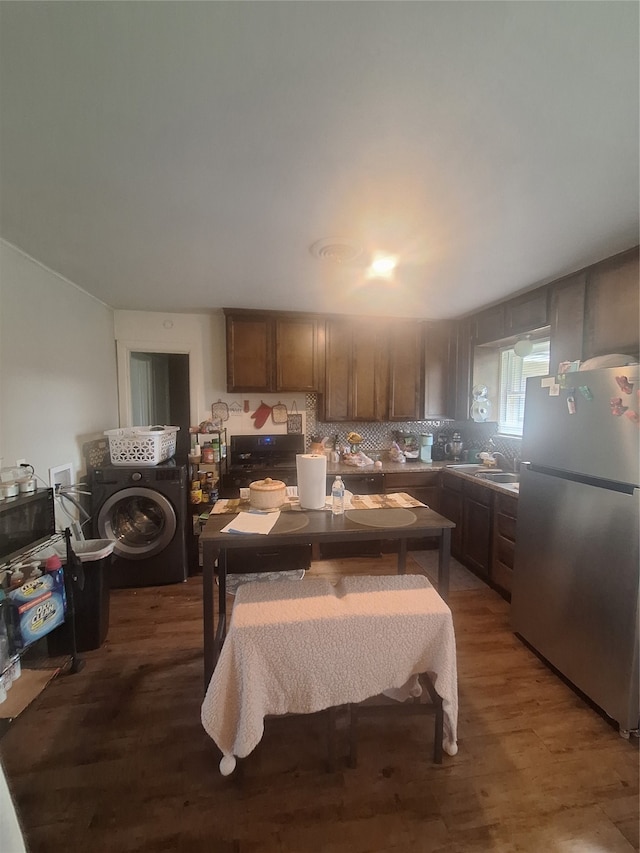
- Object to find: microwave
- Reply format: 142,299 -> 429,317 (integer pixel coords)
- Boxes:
0,489 -> 56,565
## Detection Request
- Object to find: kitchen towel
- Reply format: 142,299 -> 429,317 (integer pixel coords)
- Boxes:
296,453 -> 326,509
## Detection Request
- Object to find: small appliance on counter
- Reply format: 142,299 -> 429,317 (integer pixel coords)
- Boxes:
394,432 -> 419,461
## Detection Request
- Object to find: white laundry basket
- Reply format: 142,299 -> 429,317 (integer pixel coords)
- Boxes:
104,426 -> 179,466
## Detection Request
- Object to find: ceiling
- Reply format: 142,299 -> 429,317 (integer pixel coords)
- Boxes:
1,2 -> 638,321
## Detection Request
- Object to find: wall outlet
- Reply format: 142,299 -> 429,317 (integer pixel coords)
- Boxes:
16,458 -> 27,467
49,463 -> 73,491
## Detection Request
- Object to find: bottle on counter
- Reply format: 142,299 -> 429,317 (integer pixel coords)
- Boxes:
331,476 -> 345,516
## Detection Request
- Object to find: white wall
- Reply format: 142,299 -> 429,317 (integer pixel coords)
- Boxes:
114,310 -> 306,438
0,241 -> 118,483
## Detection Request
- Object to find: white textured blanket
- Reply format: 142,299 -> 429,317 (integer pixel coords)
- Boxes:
201,574 -> 458,772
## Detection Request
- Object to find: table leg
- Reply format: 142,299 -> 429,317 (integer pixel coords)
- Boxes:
397,537 -> 407,574
203,542 -> 215,691
438,528 -> 451,603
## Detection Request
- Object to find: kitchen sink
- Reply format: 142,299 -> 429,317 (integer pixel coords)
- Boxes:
474,471 -> 519,483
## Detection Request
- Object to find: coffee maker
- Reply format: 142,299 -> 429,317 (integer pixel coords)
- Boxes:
431,433 -> 447,461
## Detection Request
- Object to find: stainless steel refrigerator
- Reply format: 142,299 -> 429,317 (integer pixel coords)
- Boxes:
511,365 -> 639,735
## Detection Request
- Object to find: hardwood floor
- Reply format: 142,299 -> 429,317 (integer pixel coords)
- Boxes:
1,556 -> 638,853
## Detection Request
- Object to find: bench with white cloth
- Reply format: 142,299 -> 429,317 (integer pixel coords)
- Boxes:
201,574 -> 458,774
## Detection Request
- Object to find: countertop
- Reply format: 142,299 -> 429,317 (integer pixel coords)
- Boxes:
327,459 -> 519,497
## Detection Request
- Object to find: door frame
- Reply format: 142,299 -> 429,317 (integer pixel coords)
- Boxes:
116,339 -> 204,429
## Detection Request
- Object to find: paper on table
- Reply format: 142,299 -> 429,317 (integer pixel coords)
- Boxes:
221,511 -> 280,535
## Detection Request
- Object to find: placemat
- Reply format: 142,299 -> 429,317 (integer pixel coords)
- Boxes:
345,508 -> 418,528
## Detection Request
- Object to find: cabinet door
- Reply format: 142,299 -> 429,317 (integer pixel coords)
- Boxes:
323,319 -> 351,421
472,305 -> 505,344
448,319 -> 472,421
583,247 -> 640,359
226,313 -> 273,392
549,272 -> 586,372
352,322 -> 388,421
276,316 -> 320,392
462,496 -> 491,580
388,320 -> 424,421
505,289 -> 549,336
439,476 -> 463,560
424,321 -> 451,418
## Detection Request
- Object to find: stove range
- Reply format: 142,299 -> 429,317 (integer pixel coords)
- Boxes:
222,433 -> 305,494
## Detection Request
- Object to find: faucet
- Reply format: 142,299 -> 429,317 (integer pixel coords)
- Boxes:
490,451 -> 511,472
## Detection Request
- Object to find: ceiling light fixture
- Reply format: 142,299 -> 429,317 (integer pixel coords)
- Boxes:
366,253 -> 398,280
514,336 -> 533,358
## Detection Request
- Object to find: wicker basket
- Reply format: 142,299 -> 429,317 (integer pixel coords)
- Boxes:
105,426 -> 179,466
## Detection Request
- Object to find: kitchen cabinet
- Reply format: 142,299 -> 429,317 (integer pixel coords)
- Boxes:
388,320 -> 424,421
439,471 -> 493,580
321,319 -> 389,421
505,289 -> 548,336
424,321 -> 452,418
439,471 -> 463,561
383,470 -> 441,552
225,309 -> 322,393
549,271 -> 587,373
491,491 -> 518,599
583,247 -> 639,359
472,305 -> 506,345
319,472 -> 383,558
448,319 -> 472,421
461,479 -> 492,581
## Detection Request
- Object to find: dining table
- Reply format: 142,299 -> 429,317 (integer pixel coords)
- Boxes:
199,493 -> 456,688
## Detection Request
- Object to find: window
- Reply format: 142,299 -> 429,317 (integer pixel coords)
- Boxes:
498,340 -> 550,436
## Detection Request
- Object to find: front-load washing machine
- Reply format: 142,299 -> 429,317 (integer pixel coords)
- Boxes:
88,461 -> 188,587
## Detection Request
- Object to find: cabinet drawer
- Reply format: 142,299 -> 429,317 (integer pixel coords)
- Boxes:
491,559 -> 513,595
495,493 -> 518,518
384,471 -> 440,490
496,512 -> 517,541
494,534 -> 515,568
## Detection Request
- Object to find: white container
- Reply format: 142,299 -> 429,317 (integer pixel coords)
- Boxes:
249,478 -> 286,511
105,426 -> 179,466
53,539 -> 116,563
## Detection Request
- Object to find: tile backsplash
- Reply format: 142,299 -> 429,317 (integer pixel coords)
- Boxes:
305,393 -> 522,469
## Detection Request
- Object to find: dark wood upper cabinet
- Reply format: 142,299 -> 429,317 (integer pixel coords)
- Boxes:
225,312 -> 273,392
472,305 -> 505,344
448,319 -> 472,421
388,320 -> 424,421
225,309 -> 322,393
583,247 -> 639,360
352,321 -> 389,421
321,319 -> 389,422
549,271 -> 586,372
275,315 -> 322,392
423,321 -> 452,418
504,288 -> 548,336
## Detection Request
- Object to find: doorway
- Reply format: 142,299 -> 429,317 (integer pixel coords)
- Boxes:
129,352 -> 191,463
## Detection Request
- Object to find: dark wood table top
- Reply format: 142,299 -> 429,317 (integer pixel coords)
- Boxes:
201,504 -> 455,549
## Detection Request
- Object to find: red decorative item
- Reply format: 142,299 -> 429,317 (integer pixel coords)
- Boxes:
610,397 -> 628,417
615,375 -> 634,395
251,401 -> 272,429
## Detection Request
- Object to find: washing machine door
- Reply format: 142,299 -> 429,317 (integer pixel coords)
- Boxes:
97,487 -> 177,560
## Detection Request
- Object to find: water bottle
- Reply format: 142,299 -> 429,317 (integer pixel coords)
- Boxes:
331,476 -> 345,516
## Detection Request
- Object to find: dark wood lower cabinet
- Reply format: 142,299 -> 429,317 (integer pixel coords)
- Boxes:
319,473 -> 384,559
461,481 -> 491,580
491,492 -> 518,598
383,470 -> 441,551
439,473 -> 463,561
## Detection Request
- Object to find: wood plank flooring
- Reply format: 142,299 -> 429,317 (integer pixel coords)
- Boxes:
1,556 -> 637,853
